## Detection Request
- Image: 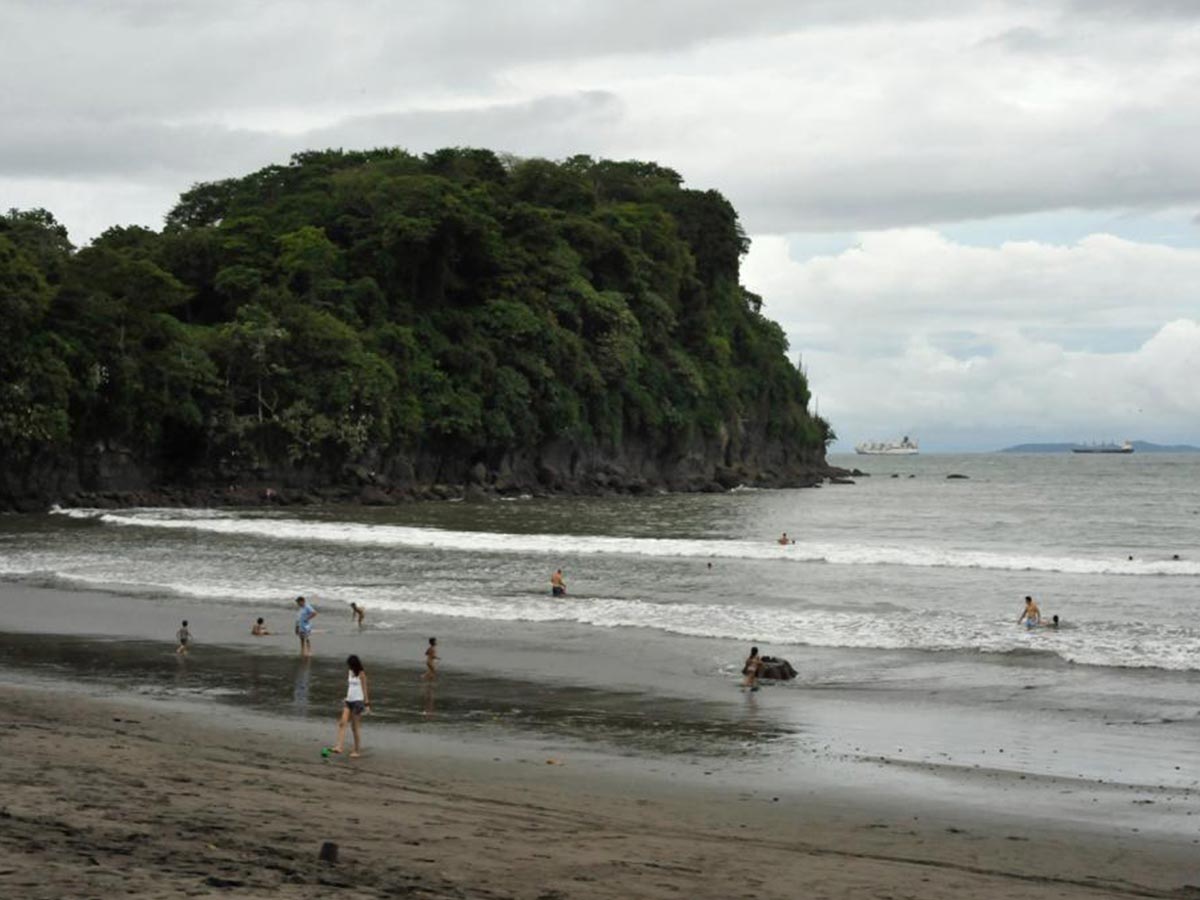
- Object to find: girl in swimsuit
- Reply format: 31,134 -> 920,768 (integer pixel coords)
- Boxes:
331,654 -> 370,758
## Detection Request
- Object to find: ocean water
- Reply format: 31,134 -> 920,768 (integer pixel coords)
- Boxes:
2,452 -> 1198,673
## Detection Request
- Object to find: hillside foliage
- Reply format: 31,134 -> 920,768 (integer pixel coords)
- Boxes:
0,149 -> 829,484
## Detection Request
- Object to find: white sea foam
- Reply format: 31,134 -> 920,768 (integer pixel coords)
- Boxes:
51,507 -> 1200,578
5,552 -> 1197,671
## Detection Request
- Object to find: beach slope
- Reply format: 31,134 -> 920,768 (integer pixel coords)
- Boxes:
0,684 -> 1191,900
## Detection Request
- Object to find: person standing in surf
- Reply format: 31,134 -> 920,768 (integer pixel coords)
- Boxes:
423,637 -> 439,681
550,569 -> 566,598
742,646 -> 762,690
350,602 -> 366,628
1018,596 -> 1041,629
175,620 -> 191,655
295,596 -> 317,657
330,654 -> 370,758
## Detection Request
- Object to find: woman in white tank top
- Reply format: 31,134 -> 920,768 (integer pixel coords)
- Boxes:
330,654 -> 370,757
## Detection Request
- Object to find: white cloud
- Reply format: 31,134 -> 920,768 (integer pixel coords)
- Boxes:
744,231 -> 1200,448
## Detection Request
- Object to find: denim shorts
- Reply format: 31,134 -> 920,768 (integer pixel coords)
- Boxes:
345,700 -> 365,715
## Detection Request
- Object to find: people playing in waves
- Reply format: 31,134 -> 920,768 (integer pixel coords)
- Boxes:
176,620 -> 191,655
550,569 -> 567,598
295,596 -> 317,657
251,617 -> 270,636
330,654 -> 370,758
1018,595 -> 1041,629
777,532 -> 794,545
350,602 -> 366,628
423,637 -> 439,681
742,645 -> 762,691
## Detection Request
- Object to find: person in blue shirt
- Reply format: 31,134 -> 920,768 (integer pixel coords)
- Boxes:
294,596 -> 318,657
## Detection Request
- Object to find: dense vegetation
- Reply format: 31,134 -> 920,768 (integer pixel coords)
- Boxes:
0,149 -> 830,504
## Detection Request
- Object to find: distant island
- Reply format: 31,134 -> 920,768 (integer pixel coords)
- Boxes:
0,148 -> 836,511
1000,441 -> 1200,453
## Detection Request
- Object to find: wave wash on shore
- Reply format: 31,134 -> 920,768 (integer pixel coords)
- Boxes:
7,506 -> 1198,672
51,508 -> 1200,577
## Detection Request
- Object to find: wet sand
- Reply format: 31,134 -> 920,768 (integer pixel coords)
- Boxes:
3,682 -> 1198,900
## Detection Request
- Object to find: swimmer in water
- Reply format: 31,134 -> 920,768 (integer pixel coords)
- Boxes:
251,617 -> 269,636
550,569 -> 566,598
1017,595 -> 1041,628
777,532 -> 794,546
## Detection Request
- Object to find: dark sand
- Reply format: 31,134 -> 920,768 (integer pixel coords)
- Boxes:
2,681 -> 1199,899
2,581 -> 1200,897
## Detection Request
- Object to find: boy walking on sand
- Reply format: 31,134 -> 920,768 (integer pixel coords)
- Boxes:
176,620 -> 191,655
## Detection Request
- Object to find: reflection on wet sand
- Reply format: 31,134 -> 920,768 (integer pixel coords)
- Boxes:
0,631 -> 794,758
422,681 -> 436,718
292,658 -> 311,717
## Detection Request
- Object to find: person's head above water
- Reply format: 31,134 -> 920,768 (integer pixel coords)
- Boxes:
1052,615 -> 1060,626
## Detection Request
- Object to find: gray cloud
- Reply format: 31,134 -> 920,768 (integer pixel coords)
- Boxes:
0,0 -> 961,120
1065,0 -> 1200,19
0,92 -> 621,181
4,0 -> 1200,239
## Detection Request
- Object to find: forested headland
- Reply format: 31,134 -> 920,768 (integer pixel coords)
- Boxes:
0,148 -> 834,510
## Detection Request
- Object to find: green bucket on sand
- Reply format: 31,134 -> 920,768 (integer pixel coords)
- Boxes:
321,747 -> 331,758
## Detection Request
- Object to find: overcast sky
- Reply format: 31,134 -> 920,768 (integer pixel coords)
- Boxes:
4,0 -> 1198,450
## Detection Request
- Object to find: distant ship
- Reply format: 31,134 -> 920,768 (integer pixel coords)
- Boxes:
855,436 -> 919,455
1072,440 -> 1134,454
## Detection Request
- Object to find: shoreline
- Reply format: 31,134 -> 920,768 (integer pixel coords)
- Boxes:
3,582 -> 1199,808
2,679 -> 1197,899
2,578 -> 1200,897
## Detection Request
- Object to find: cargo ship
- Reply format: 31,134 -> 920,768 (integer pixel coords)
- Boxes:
1071,440 -> 1134,454
855,436 -> 919,455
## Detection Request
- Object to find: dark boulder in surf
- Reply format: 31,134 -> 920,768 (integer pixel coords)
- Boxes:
758,657 -> 798,681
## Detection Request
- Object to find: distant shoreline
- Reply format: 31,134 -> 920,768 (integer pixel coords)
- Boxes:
999,441 -> 1200,453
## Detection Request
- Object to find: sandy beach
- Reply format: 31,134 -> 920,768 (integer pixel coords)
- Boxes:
2,516 -> 1199,900
1,676 -> 1197,899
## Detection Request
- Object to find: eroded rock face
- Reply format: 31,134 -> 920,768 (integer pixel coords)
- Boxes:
2,429 -> 843,511
758,657 -> 798,681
